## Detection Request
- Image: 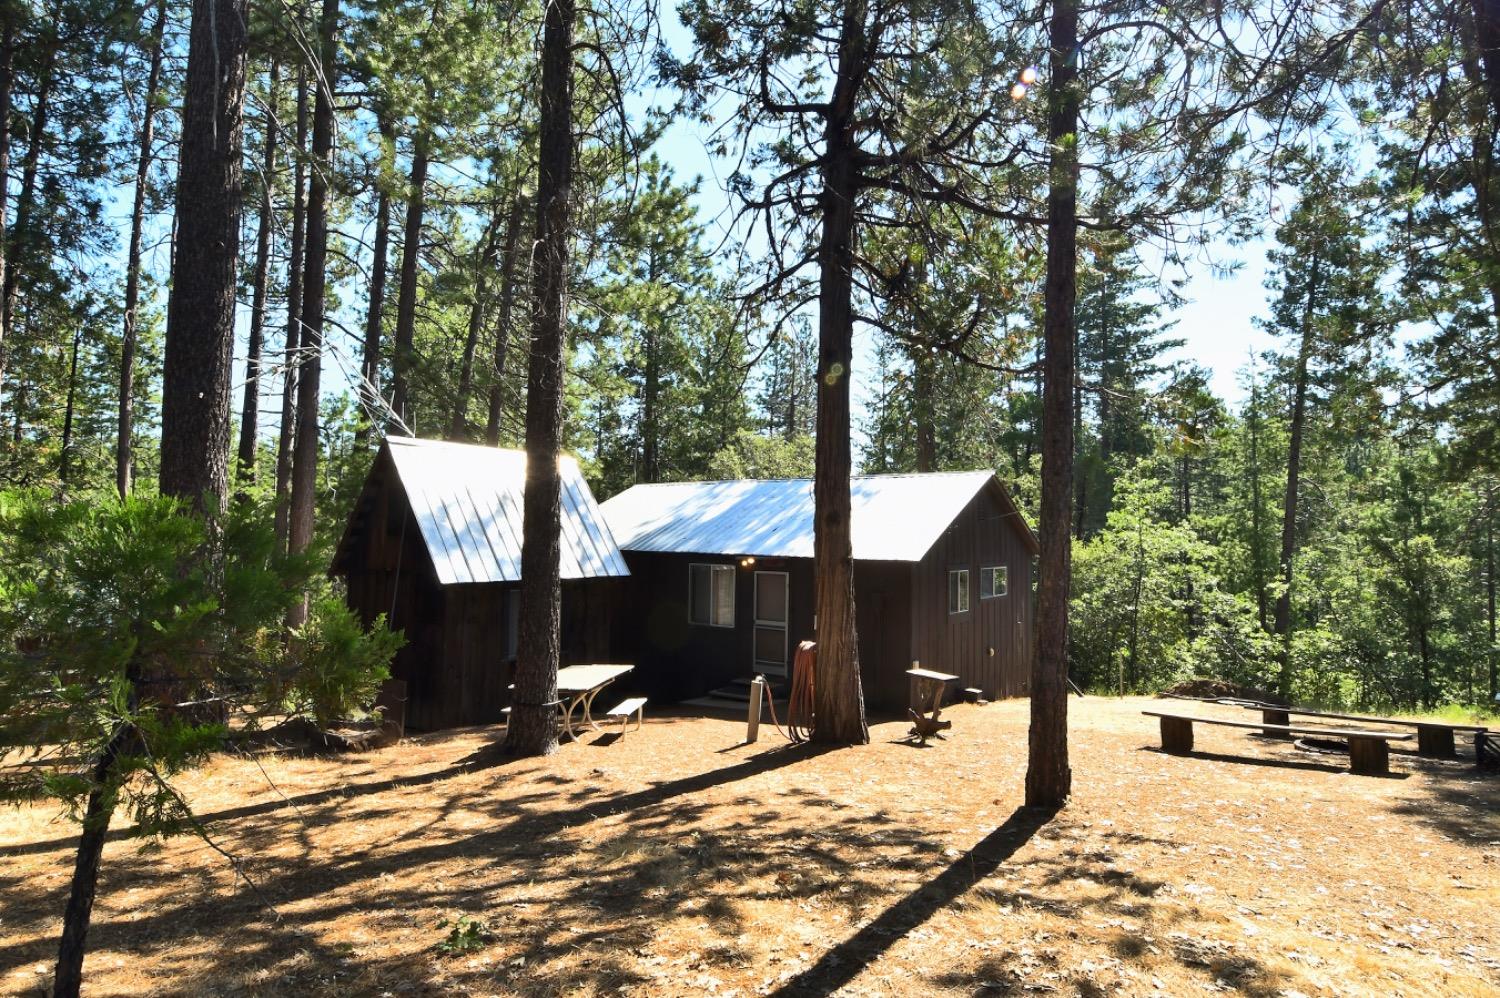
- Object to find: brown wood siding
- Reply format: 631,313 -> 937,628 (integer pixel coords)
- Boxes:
336,467 -> 625,730
854,561 -> 913,714
909,482 -> 1034,704
619,551 -> 815,701
622,551 -> 915,711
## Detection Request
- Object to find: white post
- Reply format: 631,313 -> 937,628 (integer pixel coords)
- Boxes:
747,675 -> 765,743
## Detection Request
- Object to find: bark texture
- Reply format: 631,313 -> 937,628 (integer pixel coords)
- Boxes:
50,725 -> 131,998
274,67 -> 309,549
237,60 -> 280,486
1274,266 -> 1318,697
158,0 -> 248,513
810,0 -> 869,745
287,0 -> 339,608
1025,0 -> 1078,809
0,13 -> 12,409
507,0 -> 575,758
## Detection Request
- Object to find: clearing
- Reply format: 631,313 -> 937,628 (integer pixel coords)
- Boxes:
2,697 -> 1497,996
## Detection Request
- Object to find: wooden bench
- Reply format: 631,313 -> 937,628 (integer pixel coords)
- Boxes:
1142,710 -> 1412,776
603,697 -> 647,737
1239,705 -> 1487,759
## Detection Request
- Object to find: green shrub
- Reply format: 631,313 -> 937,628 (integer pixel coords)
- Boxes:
281,597 -> 404,730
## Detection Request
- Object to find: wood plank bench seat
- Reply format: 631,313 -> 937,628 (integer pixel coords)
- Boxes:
1237,705 -> 1487,759
603,697 -> 647,737
1142,710 -> 1411,776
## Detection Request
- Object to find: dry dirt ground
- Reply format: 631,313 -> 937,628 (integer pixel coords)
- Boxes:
2,696 -> 1498,997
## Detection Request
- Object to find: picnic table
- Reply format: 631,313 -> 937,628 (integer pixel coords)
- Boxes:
906,667 -> 960,745
556,663 -> 634,740
1237,704 -> 1488,759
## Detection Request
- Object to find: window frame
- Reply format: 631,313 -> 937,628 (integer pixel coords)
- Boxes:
689,562 -> 737,628
948,568 -> 971,615
980,565 -> 1009,600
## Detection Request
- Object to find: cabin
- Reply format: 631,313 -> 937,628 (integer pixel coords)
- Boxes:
598,472 -> 1039,713
330,437 -> 630,730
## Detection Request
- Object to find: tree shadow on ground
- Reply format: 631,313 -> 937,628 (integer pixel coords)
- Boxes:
765,804 -> 1057,997
1,740 -> 527,859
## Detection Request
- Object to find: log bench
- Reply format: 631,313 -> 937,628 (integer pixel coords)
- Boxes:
1142,710 -> 1412,776
1238,705 -> 1487,760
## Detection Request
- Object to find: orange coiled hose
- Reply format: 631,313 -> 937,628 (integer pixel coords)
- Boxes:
763,640 -> 816,742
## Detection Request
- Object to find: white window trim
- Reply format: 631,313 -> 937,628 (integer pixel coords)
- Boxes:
948,568 -> 970,615
689,562 -> 737,628
980,564 -> 1009,599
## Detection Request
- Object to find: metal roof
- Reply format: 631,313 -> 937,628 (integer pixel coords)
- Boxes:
379,437 -> 630,585
599,471 -> 1036,562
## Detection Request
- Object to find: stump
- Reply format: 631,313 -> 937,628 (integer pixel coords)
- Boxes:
1348,735 -> 1389,776
1261,708 -> 1291,738
1160,715 -> 1194,754
1415,724 -> 1455,759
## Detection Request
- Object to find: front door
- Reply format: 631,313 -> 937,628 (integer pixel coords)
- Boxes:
753,571 -> 789,677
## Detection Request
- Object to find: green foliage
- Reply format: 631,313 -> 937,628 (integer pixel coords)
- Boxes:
0,492 -> 239,825
0,491 -> 399,833
436,915 -> 497,955
279,597 -> 404,730
1070,475 -> 1273,695
706,430 -> 815,480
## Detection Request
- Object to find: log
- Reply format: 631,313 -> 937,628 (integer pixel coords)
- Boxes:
1348,735 -> 1389,776
1415,724 -> 1455,759
1260,708 -> 1291,738
1160,715 -> 1194,755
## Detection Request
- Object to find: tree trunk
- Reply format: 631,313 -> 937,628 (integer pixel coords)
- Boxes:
913,347 -> 935,472
1248,374 -> 1269,631
1487,482 -> 1497,702
354,118 -> 394,447
0,13 -> 13,414
0,42 -> 55,404
810,0 -> 869,746
287,0 -> 339,625
236,60 -> 280,487
1025,0 -> 1078,809
59,330 -> 80,485
506,0 -> 574,758
485,193 -> 524,446
158,0 -> 248,515
1072,374 -> 1085,539
1274,260 -> 1319,698
1470,0 -> 1500,126
390,141 -> 429,434
642,248 -> 661,480
50,724 -> 131,998
116,0 -> 169,498
275,66 -> 309,550
449,212 -> 501,441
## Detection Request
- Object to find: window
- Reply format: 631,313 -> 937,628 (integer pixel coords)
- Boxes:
690,563 -> 736,627
948,569 -> 970,615
980,565 -> 1008,599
